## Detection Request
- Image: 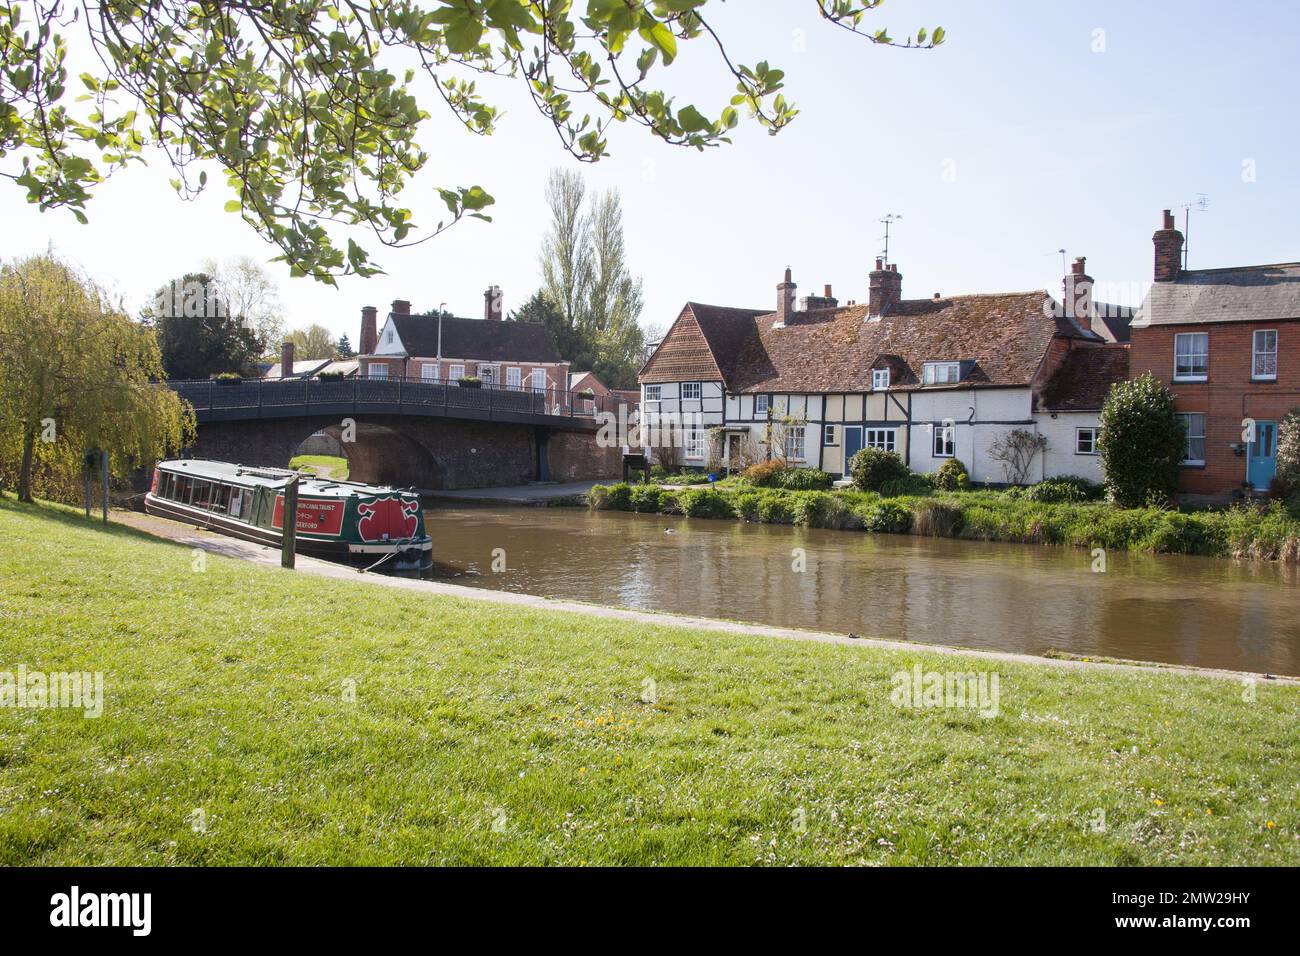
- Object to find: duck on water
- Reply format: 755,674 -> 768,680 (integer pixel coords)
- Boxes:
144,459 -> 433,572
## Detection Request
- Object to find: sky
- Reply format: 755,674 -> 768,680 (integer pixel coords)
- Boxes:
2,0 -> 1298,347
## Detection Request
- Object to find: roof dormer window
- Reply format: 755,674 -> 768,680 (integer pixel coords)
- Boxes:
872,368 -> 890,390
922,362 -> 961,386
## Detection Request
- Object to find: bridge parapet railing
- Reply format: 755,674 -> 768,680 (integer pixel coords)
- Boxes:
166,375 -> 633,420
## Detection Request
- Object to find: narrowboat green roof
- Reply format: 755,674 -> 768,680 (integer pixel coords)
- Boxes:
156,459 -> 413,500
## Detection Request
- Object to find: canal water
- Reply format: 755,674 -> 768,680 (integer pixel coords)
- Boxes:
424,505 -> 1300,676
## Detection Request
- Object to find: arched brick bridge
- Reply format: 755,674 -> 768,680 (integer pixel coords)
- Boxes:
169,377 -> 624,490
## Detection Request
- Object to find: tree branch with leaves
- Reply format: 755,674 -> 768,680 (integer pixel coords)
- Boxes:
0,1 -> 942,281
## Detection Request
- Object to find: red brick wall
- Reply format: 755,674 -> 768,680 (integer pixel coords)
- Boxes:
1129,320 -> 1300,498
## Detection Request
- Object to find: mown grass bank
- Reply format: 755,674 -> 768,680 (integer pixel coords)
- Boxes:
587,483 -> 1300,562
0,496 -> 1297,865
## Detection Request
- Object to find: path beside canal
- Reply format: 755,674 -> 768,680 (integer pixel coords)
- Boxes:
113,509 -> 1293,685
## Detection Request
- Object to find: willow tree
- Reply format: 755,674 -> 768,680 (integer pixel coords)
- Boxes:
0,2 -> 942,281
0,255 -> 194,502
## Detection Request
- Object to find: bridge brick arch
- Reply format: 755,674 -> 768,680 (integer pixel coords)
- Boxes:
188,415 -> 538,491
168,377 -> 625,490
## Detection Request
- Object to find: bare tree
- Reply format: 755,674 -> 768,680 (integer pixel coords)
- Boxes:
989,429 -> 1048,484
204,256 -> 285,348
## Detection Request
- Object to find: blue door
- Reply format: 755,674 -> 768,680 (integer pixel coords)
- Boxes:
842,426 -> 863,476
1248,420 -> 1277,489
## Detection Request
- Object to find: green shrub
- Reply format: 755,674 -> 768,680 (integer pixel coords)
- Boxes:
657,491 -> 685,516
741,459 -> 787,487
850,448 -> 910,492
1025,475 -> 1105,503
757,493 -> 795,524
587,484 -> 610,509
733,492 -> 762,521
878,473 -> 934,498
458,376 -> 483,388
650,464 -> 668,480
604,483 -> 632,511
665,471 -> 712,485
682,488 -> 734,519
934,458 -> 970,491
1098,372 -> 1185,507
628,486 -> 662,513
862,499 -> 912,533
771,467 -> 834,491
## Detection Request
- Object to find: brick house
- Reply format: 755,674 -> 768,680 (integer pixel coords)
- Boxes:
1129,210 -> 1300,501
639,261 -> 1129,483
357,288 -> 570,404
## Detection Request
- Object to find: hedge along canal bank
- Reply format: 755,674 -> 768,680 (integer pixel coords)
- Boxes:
416,505 -> 1300,677
110,508 -> 1298,682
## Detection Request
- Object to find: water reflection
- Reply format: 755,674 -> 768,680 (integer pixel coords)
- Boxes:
422,504 -> 1300,676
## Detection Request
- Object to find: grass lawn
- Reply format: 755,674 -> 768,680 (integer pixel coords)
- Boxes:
288,454 -> 349,480
0,495 -> 1296,865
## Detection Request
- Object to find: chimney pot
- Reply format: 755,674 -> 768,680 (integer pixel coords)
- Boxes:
824,284 -> 833,298
1162,208 -> 1175,230
875,257 -> 884,271
391,299 -> 411,315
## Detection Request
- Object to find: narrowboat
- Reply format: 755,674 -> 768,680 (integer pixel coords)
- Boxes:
145,459 -> 433,572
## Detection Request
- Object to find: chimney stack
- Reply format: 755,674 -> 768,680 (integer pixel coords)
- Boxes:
1064,255 -> 1094,324
775,267 -> 797,326
484,285 -> 503,321
799,282 -> 839,313
280,340 -> 295,379
1153,209 -> 1184,282
360,305 -> 378,355
869,258 -> 903,317
391,299 -> 411,316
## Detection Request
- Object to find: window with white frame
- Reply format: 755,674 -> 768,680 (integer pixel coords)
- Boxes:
933,423 -> 955,457
865,428 -> 896,452
506,366 -> 522,390
923,362 -> 961,386
755,394 -> 769,417
1076,427 -> 1098,455
1253,330 -> 1278,380
421,364 -> 438,381
1177,412 -> 1206,464
823,424 -> 837,445
480,365 -> 498,386
684,427 -> 707,460
872,368 -> 891,390
368,362 -> 388,379
784,425 -> 806,462
1174,332 -> 1209,381
449,364 -> 465,382
529,369 -> 546,392
681,382 -> 702,401
644,384 -> 661,402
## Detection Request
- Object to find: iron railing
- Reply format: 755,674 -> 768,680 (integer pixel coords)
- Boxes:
168,375 -> 637,421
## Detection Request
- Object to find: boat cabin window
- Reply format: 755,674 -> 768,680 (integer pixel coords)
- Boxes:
229,488 -> 246,519
191,479 -> 213,509
176,476 -> 193,503
211,483 -> 232,514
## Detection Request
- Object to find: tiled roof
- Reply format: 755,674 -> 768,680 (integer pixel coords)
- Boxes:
640,303 -> 767,384
1133,262 -> 1300,327
265,359 -> 332,379
1038,344 -> 1130,411
1092,303 -> 1135,343
389,313 -> 562,363
724,292 -> 1096,393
